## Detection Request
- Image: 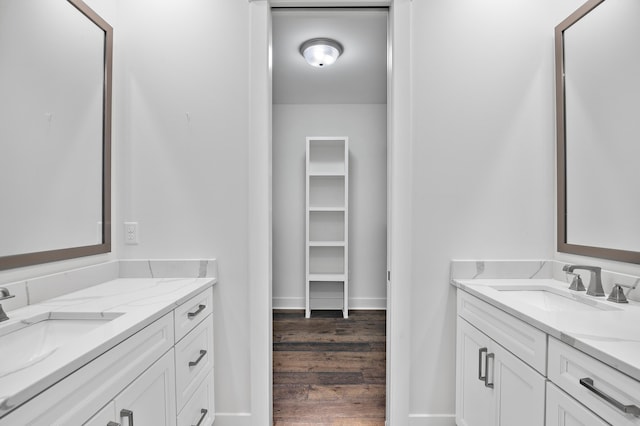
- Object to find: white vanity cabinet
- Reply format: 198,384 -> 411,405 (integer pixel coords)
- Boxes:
174,290 -> 215,426
0,285 -> 215,426
456,291 -> 546,426
548,337 -> 640,426
456,318 -> 546,426
85,349 -> 177,426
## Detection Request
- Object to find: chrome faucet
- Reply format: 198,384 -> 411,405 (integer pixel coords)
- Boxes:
563,265 -> 604,296
0,287 -> 15,322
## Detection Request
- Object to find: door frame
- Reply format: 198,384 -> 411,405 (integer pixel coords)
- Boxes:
248,0 -> 412,423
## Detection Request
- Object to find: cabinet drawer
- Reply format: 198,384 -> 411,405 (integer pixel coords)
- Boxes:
175,314 -> 214,410
546,382 -> 608,426
177,370 -> 215,426
175,288 -> 213,343
457,290 -> 547,374
548,337 -> 640,425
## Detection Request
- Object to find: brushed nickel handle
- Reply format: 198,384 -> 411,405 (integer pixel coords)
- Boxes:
188,304 -> 206,319
478,347 -> 488,382
580,378 -> 640,417
189,349 -> 207,367
120,409 -> 134,426
192,408 -> 208,426
484,353 -> 495,389
107,422 -> 121,426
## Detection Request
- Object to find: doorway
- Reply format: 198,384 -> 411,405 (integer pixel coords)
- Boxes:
247,0 -> 413,423
271,7 -> 388,423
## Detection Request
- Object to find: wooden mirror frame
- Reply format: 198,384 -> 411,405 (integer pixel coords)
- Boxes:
0,0 -> 112,271
555,0 -> 640,264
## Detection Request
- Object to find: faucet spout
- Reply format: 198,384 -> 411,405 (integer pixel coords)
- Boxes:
563,265 -> 604,297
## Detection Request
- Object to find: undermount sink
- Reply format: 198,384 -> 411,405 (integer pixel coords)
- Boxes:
0,312 -> 122,378
490,285 -> 621,312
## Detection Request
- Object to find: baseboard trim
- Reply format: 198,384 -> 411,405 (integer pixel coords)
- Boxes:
408,414 -> 456,426
213,413 -> 252,426
273,297 -> 386,310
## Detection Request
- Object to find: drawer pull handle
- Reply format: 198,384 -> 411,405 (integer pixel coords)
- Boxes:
192,408 -> 208,426
188,304 -> 206,319
484,352 -> 495,389
189,349 -> 207,367
120,409 -> 134,426
478,347 -> 488,381
580,377 -> 640,417
107,422 -> 121,426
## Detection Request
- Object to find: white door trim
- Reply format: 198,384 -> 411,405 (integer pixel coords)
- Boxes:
248,0 -> 412,424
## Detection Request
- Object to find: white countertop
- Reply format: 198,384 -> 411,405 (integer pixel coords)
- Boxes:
0,276 -> 216,417
452,278 -> 640,383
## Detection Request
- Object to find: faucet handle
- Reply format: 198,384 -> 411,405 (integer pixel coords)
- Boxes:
607,284 -> 629,304
567,273 -> 586,292
0,287 -> 14,301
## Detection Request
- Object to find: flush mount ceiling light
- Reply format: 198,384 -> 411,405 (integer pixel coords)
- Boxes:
299,38 -> 344,68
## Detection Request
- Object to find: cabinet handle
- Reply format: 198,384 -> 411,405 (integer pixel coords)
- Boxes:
107,422 -> 121,426
484,353 -> 495,389
120,409 -> 134,426
189,349 -> 207,367
478,347 -> 488,382
192,408 -> 208,426
188,304 -> 206,319
580,377 -> 640,417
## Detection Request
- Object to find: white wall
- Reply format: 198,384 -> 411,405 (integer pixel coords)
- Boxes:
272,104 -> 387,310
113,0 -> 252,420
407,0 -> 585,422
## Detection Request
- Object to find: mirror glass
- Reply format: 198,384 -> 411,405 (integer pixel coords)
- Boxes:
556,0 -> 640,263
0,0 -> 112,270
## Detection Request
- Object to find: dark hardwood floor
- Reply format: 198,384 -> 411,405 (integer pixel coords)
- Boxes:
273,309 -> 386,425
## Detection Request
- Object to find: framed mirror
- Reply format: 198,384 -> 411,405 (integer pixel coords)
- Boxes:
0,0 -> 112,270
556,0 -> 640,263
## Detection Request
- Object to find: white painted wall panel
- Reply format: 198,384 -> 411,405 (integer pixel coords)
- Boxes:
408,0 -> 586,418
114,0 -> 251,416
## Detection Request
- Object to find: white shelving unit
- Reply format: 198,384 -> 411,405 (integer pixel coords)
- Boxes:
306,137 -> 349,318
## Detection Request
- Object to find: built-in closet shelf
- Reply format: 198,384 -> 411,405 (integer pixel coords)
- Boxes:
309,241 -> 345,247
308,171 -> 346,177
306,136 -> 349,319
309,206 -> 346,212
308,273 -> 347,282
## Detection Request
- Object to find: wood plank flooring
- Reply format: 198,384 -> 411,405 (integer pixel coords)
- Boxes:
273,310 -> 386,425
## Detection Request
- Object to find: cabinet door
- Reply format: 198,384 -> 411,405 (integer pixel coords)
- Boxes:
547,382 -> 609,426
493,342 -> 545,426
456,318 -> 495,426
115,349 -> 177,426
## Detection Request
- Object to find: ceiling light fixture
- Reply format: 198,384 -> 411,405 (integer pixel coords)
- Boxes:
299,38 -> 343,68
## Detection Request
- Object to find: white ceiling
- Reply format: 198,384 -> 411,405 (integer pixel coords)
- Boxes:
272,8 -> 388,105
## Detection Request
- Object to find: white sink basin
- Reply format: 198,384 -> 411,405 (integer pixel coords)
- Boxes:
0,312 -> 122,378
491,286 -> 621,312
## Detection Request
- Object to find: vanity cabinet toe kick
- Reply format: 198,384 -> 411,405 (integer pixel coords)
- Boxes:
0,287 -> 215,426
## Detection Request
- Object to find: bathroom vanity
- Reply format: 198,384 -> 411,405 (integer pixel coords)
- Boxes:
451,261 -> 640,426
0,261 -> 216,426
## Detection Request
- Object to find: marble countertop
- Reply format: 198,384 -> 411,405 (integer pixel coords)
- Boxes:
452,278 -> 640,383
0,276 -> 216,418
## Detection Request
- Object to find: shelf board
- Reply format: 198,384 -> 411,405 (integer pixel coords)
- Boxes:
308,170 -> 346,177
308,241 -> 346,247
309,206 -> 346,212
308,273 -> 346,282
